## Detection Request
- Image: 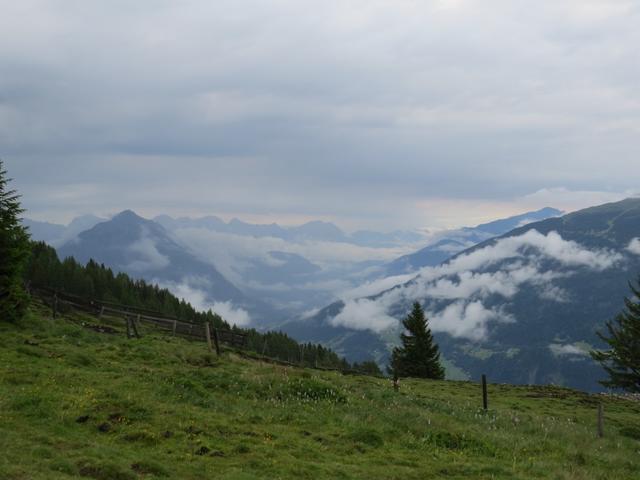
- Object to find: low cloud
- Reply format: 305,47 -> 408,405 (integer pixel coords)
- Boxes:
211,301 -> 252,327
429,301 -> 514,342
539,284 -> 570,303
156,280 -> 252,327
173,228 -> 410,270
549,343 -> 589,357
340,273 -> 417,302
327,229 -> 623,340
627,238 -> 640,255
330,298 -> 397,333
125,232 -> 170,272
300,307 -> 321,320
440,230 -> 622,274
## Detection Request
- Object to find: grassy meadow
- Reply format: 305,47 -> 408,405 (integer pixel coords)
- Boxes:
1,300 -> 639,480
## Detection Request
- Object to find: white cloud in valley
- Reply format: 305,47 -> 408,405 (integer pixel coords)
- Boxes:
156,280 -> 252,327
210,301 -> 252,328
627,238 -> 640,256
169,227 -> 412,290
330,298 -> 397,332
125,231 -> 171,272
429,301 -> 514,342
549,343 -> 589,357
330,229 -> 623,339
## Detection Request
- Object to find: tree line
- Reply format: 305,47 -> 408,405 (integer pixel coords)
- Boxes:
25,240 -> 381,374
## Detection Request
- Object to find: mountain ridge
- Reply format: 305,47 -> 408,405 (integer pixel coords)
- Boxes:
291,198 -> 640,391
56,210 -> 251,313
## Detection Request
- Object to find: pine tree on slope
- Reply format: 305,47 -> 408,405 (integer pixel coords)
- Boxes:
591,278 -> 640,393
0,160 -> 30,322
390,301 -> 445,380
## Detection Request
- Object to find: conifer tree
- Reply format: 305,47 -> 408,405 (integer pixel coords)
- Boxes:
0,160 -> 30,322
390,301 -> 445,379
591,278 -> 640,392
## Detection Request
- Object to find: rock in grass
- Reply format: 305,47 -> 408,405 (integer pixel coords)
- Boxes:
195,446 -> 210,456
97,422 -> 111,433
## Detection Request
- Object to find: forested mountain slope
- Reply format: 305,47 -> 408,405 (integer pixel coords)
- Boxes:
296,198 -> 640,391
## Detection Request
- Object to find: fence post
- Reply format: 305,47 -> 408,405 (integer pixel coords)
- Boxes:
205,322 -> 213,353
98,305 -> 105,320
393,372 -> 399,392
132,314 -> 141,338
212,328 -> 221,357
52,293 -> 58,319
482,374 -> 488,411
262,339 -> 268,355
172,320 -> 177,337
126,316 -> 132,339
597,404 -> 604,438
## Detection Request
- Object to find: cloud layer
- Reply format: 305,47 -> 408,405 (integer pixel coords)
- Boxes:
627,238 -> 640,255
158,280 -> 252,327
3,1 -> 640,228
331,230 -> 624,339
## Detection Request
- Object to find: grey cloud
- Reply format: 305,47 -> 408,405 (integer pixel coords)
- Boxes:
3,1 -> 640,228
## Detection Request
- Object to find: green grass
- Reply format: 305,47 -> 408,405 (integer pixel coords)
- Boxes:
1,301 -> 640,479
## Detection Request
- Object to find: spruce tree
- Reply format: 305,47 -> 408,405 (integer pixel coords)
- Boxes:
591,278 -> 640,392
390,302 -> 445,380
0,160 -> 31,322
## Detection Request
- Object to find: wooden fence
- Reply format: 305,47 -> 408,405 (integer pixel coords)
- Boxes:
31,287 -> 247,351
30,286 -> 386,379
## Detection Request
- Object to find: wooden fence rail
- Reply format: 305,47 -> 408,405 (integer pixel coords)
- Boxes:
32,287 -> 247,350
30,287 -> 385,379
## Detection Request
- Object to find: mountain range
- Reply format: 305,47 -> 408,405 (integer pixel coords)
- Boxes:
22,198 -> 640,391
55,210 -> 264,326
28,208 -> 561,324
288,198 -> 640,391
153,215 -> 424,247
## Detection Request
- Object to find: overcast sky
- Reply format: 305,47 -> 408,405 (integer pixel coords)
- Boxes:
2,0 -> 639,230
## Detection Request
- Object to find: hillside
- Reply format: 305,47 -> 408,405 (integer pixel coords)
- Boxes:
1,302 -> 639,479
292,198 -> 640,391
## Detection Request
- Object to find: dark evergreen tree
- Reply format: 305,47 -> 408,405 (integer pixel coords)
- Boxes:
389,301 -> 445,380
591,278 -> 640,392
0,160 -> 30,322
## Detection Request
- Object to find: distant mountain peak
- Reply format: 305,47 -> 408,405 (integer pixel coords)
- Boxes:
112,209 -> 144,221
